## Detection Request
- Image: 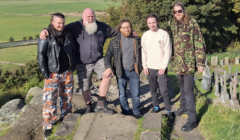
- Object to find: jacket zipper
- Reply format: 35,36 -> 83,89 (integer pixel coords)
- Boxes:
64,36 -> 72,68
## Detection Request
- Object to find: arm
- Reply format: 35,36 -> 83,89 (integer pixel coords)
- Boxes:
108,27 -> 118,38
103,41 -> 114,77
141,34 -> 149,75
161,33 -> 172,70
193,21 -> 206,72
37,39 -> 50,79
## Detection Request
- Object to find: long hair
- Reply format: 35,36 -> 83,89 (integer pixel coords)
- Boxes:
146,13 -> 160,28
173,1 -> 191,23
117,19 -> 133,33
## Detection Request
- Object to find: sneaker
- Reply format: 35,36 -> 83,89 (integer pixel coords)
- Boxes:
134,113 -> 143,119
181,121 -> 197,132
44,129 -> 52,138
174,108 -> 187,116
151,106 -> 160,113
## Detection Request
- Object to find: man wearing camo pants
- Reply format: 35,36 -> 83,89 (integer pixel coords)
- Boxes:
37,13 -> 76,138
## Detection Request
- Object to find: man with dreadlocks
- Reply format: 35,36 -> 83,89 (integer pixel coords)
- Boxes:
37,13 -> 76,138
171,1 -> 206,132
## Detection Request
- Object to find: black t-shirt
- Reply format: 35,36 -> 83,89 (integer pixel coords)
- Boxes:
57,35 -> 70,73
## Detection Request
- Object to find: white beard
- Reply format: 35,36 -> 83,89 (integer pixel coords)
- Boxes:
85,21 -> 98,35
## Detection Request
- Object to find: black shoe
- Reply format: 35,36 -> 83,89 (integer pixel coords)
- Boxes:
44,129 -> 52,138
59,118 -> 64,122
134,113 -> 143,119
94,101 -> 115,115
84,104 -> 93,114
181,121 -> 197,132
151,106 -> 160,113
174,108 -> 187,116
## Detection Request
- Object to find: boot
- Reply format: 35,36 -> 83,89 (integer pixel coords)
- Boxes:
94,100 -> 115,115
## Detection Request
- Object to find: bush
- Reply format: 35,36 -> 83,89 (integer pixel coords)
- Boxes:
28,36 -> 33,40
35,34 -> 39,39
9,36 -> 14,42
22,36 -> 27,40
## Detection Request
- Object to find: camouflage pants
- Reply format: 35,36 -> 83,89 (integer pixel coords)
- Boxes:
42,70 -> 73,130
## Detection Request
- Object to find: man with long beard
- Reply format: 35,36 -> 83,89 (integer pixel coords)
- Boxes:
40,8 -> 118,114
104,19 -> 143,118
171,1 -> 206,132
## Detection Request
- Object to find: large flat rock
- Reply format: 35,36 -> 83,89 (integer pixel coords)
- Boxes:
141,131 -> 161,140
73,113 -> 138,140
55,113 -> 81,137
142,113 -> 162,129
170,116 -> 205,140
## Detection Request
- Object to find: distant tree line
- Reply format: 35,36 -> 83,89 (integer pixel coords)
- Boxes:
8,34 -> 39,42
99,0 -> 240,53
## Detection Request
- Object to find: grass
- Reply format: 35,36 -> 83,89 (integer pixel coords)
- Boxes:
0,128 -> 11,138
0,15 -> 80,42
0,45 -> 38,63
48,117 -> 82,140
0,0 -> 117,15
0,63 -> 20,72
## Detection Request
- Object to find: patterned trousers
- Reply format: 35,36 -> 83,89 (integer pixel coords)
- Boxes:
42,70 -> 73,130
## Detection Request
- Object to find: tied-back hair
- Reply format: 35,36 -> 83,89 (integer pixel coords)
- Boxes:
117,19 -> 133,33
146,13 -> 160,28
48,13 -> 65,42
173,1 -> 191,23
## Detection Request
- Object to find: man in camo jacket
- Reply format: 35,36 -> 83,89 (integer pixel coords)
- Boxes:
171,1 -> 206,132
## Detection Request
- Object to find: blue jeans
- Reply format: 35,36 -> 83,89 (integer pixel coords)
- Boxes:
117,69 -> 140,115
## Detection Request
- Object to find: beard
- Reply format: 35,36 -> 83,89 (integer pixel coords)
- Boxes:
121,31 -> 131,37
85,20 -> 98,35
175,14 -> 184,23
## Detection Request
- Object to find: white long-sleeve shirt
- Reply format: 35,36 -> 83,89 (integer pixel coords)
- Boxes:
141,28 -> 172,70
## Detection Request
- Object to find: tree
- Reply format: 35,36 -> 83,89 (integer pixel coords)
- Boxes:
100,0 -> 240,53
9,36 -> 14,42
28,36 -> 33,40
35,34 -> 39,39
22,36 -> 27,40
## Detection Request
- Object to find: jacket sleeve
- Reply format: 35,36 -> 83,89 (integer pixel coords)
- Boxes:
37,39 -> 50,79
108,27 -> 118,38
104,41 -> 114,69
161,32 -> 172,70
141,33 -> 147,69
193,21 -> 206,67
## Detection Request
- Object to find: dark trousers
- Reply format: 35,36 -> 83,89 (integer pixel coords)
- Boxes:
117,69 -> 140,115
178,75 -> 197,123
147,68 -> 171,111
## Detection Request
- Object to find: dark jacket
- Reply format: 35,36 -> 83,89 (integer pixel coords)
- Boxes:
37,31 -> 76,78
104,34 -> 142,78
64,19 -> 118,64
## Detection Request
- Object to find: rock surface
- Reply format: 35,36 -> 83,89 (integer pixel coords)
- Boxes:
73,113 -> 138,140
55,113 -> 81,137
142,113 -> 162,129
0,99 -> 25,131
140,131 -> 161,140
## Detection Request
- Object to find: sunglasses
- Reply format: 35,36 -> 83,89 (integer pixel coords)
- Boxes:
173,10 -> 183,14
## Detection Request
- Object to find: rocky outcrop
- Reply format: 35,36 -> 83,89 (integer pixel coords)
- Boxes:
0,99 -> 25,132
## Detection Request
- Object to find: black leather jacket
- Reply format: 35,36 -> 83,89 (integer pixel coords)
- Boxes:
104,34 -> 142,78
37,32 -> 76,78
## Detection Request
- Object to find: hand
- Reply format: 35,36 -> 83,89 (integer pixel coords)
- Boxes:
40,29 -> 49,39
103,68 -> 113,78
144,68 -> 149,75
158,69 -> 165,75
132,31 -> 138,37
198,67 -> 204,73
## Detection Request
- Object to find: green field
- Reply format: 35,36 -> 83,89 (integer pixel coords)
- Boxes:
0,0 -> 115,15
0,45 -> 37,63
0,0 -> 119,42
0,15 -> 80,42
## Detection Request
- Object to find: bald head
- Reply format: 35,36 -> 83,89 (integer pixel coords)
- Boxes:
82,8 -> 96,26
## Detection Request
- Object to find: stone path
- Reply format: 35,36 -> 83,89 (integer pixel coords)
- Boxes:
0,75 -> 206,140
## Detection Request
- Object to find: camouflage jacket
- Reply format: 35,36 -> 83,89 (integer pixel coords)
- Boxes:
171,18 -> 206,75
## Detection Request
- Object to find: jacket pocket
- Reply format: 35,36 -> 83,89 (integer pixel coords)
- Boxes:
182,49 -> 195,73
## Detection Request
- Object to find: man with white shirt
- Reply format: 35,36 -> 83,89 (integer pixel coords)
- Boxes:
141,13 -> 173,119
